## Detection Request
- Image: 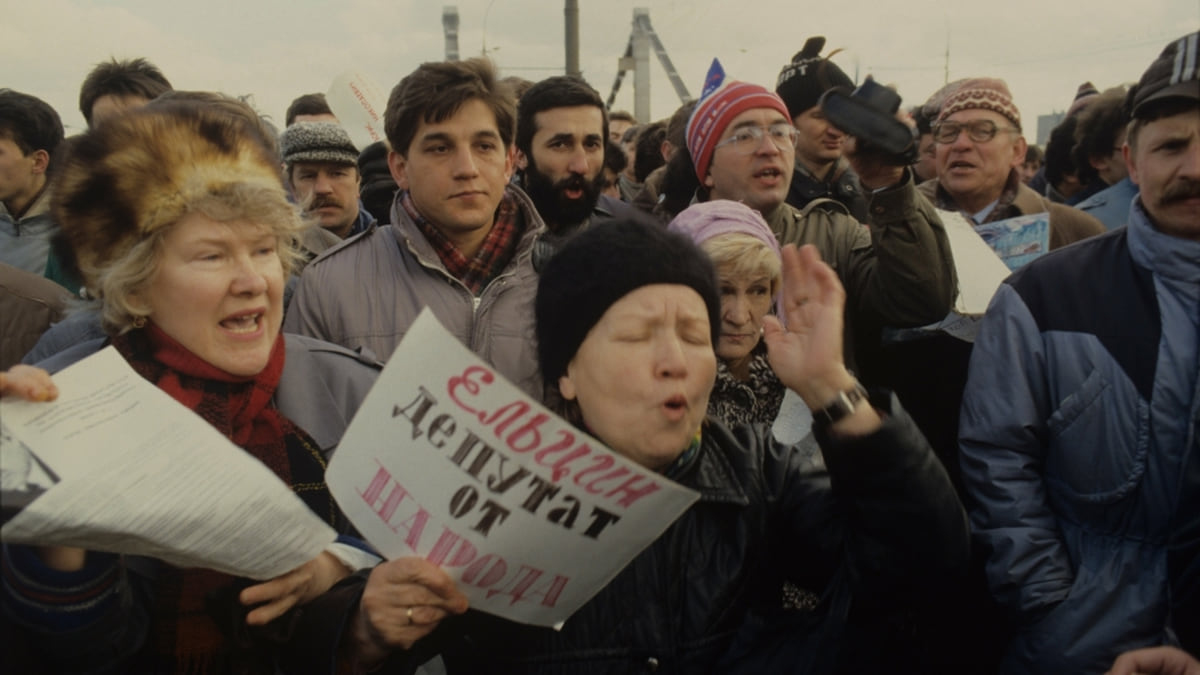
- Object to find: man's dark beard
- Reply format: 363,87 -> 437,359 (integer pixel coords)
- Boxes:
523,160 -> 605,233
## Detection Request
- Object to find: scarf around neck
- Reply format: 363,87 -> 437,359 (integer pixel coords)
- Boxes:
110,324 -> 337,672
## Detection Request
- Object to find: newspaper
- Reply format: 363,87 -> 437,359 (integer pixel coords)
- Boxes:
326,309 -> 701,629
0,348 -> 337,580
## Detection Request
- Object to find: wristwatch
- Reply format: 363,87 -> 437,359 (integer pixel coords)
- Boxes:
815,380 -> 869,425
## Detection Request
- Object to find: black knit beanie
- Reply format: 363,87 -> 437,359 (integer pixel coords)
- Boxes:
535,219 -> 721,387
775,36 -> 855,119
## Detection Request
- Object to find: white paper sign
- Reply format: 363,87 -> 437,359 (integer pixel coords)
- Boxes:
885,209 -> 1015,344
0,348 -> 338,579
326,309 -> 700,628
326,71 -> 388,150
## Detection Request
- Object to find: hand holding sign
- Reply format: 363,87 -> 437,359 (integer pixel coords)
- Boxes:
352,557 -> 469,663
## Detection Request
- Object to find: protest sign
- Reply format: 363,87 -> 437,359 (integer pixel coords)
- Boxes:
326,309 -> 701,629
0,348 -> 338,579
325,71 -> 387,150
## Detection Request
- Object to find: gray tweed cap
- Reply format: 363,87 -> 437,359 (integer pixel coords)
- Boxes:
279,121 -> 358,166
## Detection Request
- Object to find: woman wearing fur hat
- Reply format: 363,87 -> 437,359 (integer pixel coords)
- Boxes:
0,101 -> 380,673
287,219 -> 968,673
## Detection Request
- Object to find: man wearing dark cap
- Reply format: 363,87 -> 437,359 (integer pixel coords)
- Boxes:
279,121 -> 375,239
918,77 -> 1104,249
775,36 -> 869,221
959,31 -> 1200,674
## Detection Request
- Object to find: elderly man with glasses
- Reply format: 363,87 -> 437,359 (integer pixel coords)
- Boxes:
679,65 -> 957,375
918,78 -> 1104,248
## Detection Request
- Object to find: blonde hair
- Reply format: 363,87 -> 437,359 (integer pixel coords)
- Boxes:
98,180 -> 304,335
699,233 -> 782,295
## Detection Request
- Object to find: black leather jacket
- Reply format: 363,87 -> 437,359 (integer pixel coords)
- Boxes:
285,391 -> 968,674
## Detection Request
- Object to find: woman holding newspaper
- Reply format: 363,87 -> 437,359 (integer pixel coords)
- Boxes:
290,220 -> 970,673
0,100 -> 379,673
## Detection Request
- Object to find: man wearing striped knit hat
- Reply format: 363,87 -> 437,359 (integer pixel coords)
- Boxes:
680,59 -> 957,374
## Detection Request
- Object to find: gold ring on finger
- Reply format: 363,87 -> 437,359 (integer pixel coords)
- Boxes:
406,606 -> 414,624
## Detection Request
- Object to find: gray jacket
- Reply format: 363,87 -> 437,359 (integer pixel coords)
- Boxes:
284,186 -> 546,400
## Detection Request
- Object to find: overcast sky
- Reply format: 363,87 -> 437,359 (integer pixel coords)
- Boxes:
8,0 -> 1198,143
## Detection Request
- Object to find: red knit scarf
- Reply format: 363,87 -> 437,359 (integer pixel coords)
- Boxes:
111,324 -> 336,673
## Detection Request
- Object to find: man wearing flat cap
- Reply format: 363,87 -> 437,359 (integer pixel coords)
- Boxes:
959,31 -> 1200,673
917,77 -> 1104,248
279,121 -> 376,239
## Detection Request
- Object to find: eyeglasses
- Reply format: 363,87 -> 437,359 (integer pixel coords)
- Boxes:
932,119 -> 1018,144
713,123 -> 799,154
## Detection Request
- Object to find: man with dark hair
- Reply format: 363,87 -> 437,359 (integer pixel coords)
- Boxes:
284,58 -> 547,399
960,31 -> 1200,672
515,75 -> 651,270
910,105 -> 937,183
1074,86 -> 1139,229
78,57 -> 172,128
775,36 -> 869,221
601,139 -> 626,200
607,109 -> 636,143
0,89 -> 64,276
285,92 -> 337,126
279,121 -> 374,239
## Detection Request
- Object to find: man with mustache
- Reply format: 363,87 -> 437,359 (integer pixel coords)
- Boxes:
959,31 -> 1200,673
280,121 -> 375,240
514,75 -> 652,271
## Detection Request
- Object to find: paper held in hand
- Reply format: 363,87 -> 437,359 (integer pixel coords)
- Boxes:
0,347 -> 337,580
326,308 -> 701,629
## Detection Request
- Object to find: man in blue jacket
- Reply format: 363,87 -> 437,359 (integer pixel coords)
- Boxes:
959,31 -> 1200,673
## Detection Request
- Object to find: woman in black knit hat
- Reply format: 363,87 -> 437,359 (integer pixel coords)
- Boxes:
312,218 -> 970,674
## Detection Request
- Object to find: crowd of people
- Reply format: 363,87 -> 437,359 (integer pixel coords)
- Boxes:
0,28 -> 1196,675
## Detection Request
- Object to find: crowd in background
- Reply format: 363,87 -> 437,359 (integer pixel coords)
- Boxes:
0,28 -> 1197,675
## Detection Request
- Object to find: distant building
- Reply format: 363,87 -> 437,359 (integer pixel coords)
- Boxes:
1036,112 -> 1065,146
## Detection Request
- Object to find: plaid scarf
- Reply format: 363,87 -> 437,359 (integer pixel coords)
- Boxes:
401,189 -> 523,295
931,168 -> 1022,225
111,324 -> 337,674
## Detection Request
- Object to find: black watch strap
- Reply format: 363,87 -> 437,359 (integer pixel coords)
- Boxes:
815,381 -> 869,425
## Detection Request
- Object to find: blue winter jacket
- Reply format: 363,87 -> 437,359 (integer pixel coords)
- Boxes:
958,198 -> 1200,673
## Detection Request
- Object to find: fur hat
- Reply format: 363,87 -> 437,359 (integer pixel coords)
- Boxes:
53,103 -> 289,288
935,77 -> 1021,131
279,121 -> 359,168
1128,31 -> 1199,119
535,219 -> 721,386
775,36 -> 854,119
686,59 -> 790,182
